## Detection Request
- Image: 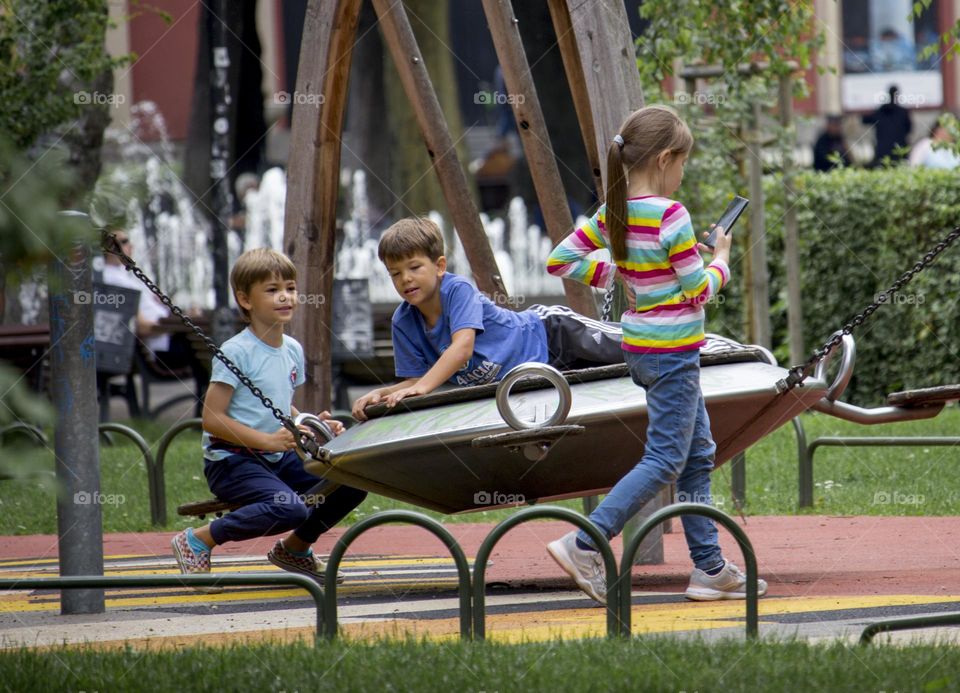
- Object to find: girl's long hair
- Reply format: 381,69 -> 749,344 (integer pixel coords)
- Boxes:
607,105 -> 693,262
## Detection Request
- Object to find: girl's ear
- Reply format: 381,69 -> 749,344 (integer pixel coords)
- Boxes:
656,148 -> 674,171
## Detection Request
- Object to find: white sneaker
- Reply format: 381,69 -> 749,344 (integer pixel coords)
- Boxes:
546,531 -> 606,605
685,559 -> 768,601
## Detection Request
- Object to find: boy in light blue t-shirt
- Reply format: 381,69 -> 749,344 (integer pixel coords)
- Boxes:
352,218 -> 623,419
172,248 -> 366,589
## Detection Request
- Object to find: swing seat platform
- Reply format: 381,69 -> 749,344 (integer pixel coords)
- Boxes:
304,335 -> 833,514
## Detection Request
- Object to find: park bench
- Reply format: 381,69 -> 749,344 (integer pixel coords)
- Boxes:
177,480 -> 336,520
176,498 -> 242,520
0,323 -> 51,393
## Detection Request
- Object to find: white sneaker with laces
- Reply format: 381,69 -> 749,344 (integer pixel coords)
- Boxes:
685,559 -> 768,601
546,531 -> 606,605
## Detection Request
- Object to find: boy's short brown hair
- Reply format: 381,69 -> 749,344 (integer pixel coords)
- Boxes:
230,248 -> 297,321
378,217 -> 444,263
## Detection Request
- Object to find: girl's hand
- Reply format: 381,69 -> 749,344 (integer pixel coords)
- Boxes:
711,224 -> 733,260
698,224 -> 719,254
615,273 -> 636,307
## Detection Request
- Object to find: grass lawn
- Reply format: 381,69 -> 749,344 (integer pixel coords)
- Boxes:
1,638 -> 959,691
1,406 -> 958,535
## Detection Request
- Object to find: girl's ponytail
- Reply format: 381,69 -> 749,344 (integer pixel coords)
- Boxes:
606,139 -> 628,262
607,106 -> 694,264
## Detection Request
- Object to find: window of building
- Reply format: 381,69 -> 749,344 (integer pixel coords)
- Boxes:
841,0 -> 941,109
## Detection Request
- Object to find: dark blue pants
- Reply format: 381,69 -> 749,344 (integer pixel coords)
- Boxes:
204,451 -> 367,546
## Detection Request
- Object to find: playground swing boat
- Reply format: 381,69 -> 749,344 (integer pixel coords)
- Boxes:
101,223 -> 960,517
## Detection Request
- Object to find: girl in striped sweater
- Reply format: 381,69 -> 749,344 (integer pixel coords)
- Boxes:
545,105 -> 767,605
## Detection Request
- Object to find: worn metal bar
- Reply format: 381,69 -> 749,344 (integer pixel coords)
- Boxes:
619,503 -> 759,638
730,452 -> 746,508
0,574 -> 325,639
623,489 -> 665,565
0,422 -> 48,447
154,418 -> 204,526
48,239 -> 104,615
804,436 -> 960,508
324,510 -> 472,640
812,436 -> 960,448
481,0 -> 596,317
811,398 -> 944,425
793,417 -> 813,508
473,506 -> 621,640
371,0 -> 508,303
860,612 -> 960,645
97,423 -> 158,525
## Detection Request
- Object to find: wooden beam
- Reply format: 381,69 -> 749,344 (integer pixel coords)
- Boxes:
371,0 -> 508,303
545,0 -> 603,194
482,0 -> 596,317
547,0 -> 645,195
283,0 -> 362,414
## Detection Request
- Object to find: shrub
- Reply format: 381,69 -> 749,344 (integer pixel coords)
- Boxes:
715,166 -> 960,405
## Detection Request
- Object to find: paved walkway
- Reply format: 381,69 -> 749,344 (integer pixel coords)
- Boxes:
1,516 -> 958,647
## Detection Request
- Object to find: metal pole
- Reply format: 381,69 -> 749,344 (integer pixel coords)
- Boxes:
48,239 -> 104,614
209,0 -> 236,346
793,417 -> 813,508
730,451 -> 746,508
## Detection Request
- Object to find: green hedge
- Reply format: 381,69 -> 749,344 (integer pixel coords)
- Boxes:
706,167 -> 960,406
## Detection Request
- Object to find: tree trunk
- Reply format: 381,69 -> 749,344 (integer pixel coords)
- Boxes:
184,0 -> 266,211
343,2 -> 392,224
383,0 -> 469,222
512,2 -> 595,214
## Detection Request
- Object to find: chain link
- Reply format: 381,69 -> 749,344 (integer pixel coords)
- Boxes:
600,286 -> 615,322
100,233 -> 312,452
776,225 -> 960,393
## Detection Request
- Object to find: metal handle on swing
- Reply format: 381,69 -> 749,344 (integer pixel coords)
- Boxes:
292,413 -> 336,461
495,363 -> 572,431
813,332 -> 856,402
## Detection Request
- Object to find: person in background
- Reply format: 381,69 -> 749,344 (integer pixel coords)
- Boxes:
862,85 -> 912,166
101,229 -> 174,358
909,115 -> 960,169
812,115 -> 852,171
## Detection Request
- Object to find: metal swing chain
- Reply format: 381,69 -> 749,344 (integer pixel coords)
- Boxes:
776,224 -> 960,393
100,233 -> 316,455
600,285 -> 615,322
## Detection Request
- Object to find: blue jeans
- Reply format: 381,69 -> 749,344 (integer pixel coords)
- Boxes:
205,450 -> 367,546
577,349 -> 723,571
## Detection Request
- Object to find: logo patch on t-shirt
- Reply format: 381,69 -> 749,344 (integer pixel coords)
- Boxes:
290,366 -> 298,387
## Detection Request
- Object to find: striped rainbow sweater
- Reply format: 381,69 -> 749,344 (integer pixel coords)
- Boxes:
546,196 -> 730,353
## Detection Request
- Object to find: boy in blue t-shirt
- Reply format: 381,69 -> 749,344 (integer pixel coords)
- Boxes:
172,248 -> 366,589
352,217 -> 623,419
